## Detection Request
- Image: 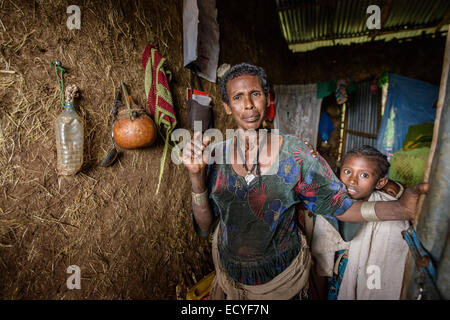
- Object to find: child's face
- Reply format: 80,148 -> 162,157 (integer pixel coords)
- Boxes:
340,155 -> 387,201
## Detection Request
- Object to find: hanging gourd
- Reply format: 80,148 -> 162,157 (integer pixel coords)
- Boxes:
112,81 -> 157,150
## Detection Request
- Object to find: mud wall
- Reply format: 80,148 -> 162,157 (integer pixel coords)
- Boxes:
0,0 -> 216,300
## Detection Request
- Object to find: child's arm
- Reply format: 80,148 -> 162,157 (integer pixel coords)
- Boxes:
336,183 -> 429,222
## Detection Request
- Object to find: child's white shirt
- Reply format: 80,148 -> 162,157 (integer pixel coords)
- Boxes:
311,190 -> 410,300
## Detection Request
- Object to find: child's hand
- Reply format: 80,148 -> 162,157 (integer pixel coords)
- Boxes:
304,141 -> 319,158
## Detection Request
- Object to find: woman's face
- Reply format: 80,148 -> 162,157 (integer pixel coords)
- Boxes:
340,155 -> 387,201
223,74 -> 267,131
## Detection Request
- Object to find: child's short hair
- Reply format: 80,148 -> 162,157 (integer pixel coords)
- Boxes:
343,145 -> 390,178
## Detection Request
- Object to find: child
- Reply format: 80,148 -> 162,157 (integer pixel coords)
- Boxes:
311,145 -> 410,300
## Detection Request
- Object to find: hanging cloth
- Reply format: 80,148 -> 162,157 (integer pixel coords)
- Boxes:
318,112 -> 335,142
335,79 -> 349,105
376,74 -> 438,155
142,44 -> 177,194
316,80 -> 336,99
273,83 -> 322,148
186,64 -> 213,132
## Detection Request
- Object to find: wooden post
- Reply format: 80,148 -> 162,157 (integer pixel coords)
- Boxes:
401,25 -> 450,299
415,27 -> 450,226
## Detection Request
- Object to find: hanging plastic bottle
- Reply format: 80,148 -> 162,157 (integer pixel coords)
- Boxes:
55,83 -> 83,175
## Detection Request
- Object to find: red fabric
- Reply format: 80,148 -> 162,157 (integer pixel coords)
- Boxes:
141,44 -> 176,125
266,91 -> 275,121
370,79 -> 378,94
248,184 -> 268,220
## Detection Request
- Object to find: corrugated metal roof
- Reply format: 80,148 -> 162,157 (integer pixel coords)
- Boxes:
276,0 -> 450,52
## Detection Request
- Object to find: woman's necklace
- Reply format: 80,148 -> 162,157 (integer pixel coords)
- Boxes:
236,132 -> 267,185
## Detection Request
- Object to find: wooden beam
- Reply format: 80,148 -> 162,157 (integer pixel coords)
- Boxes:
288,23 -> 440,46
377,85 -> 384,135
401,24 -> 450,300
338,103 -> 349,166
327,0 -> 337,41
276,0 -> 337,12
434,9 -> 450,34
416,24 -> 450,225
346,129 -> 378,139
380,0 -> 392,29
367,0 -> 392,40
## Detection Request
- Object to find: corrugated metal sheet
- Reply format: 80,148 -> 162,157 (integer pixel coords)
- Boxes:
345,80 -> 379,152
345,134 -> 377,152
276,0 -> 450,52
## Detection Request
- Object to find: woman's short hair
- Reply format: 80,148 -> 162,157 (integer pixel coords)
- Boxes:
219,63 -> 269,104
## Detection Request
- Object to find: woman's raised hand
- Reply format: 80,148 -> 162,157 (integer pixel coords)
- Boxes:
182,131 -> 211,175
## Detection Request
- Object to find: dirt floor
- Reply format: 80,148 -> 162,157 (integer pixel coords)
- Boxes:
0,0 -> 222,299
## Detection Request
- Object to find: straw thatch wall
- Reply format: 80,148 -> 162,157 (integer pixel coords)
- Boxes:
0,0 -> 222,299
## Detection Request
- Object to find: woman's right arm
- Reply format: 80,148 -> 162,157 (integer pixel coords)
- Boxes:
182,132 -> 214,233
336,183 -> 430,222
189,170 -> 215,232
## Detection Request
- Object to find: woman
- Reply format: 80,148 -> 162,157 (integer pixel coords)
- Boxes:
182,63 -> 428,300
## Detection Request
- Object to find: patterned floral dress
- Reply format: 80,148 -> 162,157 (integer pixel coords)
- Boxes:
191,132 -> 355,285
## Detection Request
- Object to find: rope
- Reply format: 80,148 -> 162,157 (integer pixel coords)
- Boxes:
65,84 -> 79,107
51,61 -> 66,108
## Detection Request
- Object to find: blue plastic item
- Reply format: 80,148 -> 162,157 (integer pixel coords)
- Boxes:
376,74 -> 438,155
318,112 -> 334,142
